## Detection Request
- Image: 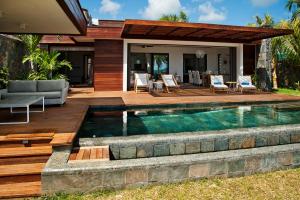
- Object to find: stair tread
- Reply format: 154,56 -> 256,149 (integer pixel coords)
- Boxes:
0,163 -> 45,177
0,146 -> 52,158
0,181 -> 41,198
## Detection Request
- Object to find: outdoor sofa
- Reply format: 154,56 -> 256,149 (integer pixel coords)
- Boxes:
0,79 -> 69,105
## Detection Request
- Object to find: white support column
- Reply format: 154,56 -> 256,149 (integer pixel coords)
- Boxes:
123,40 -> 128,91
236,44 -> 244,78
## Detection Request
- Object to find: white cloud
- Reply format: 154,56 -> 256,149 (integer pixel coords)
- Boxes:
250,0 -> 278,7
198,2 -> 226,22
141,0 -> 183,20
99,0 -> 121,16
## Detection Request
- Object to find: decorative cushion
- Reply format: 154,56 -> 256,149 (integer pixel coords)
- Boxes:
37,80 -> 65,92
214,81 -> 222,85
241,82 -> 250,86
7,80 -> 37,93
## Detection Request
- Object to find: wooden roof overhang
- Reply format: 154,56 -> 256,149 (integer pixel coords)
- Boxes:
0,0 -> 87,35
121,20 -> 293,44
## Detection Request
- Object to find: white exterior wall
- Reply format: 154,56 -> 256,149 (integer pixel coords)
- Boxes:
130,45 -> 230,81
123,39 -> 243,91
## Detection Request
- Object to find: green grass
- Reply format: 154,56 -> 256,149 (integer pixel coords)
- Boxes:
275,88 -> 300,96
38,168 -> 300,200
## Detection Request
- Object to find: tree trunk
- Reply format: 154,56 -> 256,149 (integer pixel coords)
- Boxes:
272,58 -> 278,89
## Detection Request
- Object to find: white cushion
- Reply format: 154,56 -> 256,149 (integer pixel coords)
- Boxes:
135,73 -> 149,86
162,75 -> 177,87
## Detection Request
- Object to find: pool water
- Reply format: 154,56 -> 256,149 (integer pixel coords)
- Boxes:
78,104 -> 300,137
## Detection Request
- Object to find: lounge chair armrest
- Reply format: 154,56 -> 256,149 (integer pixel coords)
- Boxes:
0,89 -> 7,100
61,86 -> 69,104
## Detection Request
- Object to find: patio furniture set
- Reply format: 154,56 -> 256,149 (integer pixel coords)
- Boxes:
134,72 -> 257,94
0,79 -> 69,125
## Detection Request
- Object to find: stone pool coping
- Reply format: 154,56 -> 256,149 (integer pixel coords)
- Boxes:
79,124 -> 300,160
42,143 -> 300,194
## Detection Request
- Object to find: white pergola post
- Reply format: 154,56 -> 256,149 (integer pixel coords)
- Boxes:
123,40 -> 128,91
236,44 -> 244,78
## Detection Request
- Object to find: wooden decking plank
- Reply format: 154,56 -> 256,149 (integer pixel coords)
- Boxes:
83,149 -> 91,160
50,133 -> 76,147
0,163 -> 45,177
0,181 -> 41,198
90,148 -> 97,159
5,132 -> 54,139
102,147 -> 109,160
0,156 -> 49,166
75,149 -> 85,160
0,146 -> 52,158
0,175 -> 41,185
69,150 -> 78,161
96,148 -> 103,159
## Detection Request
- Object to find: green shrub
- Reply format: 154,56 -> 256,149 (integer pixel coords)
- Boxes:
0,66 -> 9,89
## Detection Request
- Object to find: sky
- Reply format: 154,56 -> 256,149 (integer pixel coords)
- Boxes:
79,0 -> 292,26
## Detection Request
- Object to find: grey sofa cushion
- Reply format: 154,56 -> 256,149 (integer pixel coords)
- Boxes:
4,91 -> 62,99
37,80 -> 65,92
8,80 -> 37,93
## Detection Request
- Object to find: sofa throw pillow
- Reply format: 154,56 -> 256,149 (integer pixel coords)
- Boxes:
8,80 -> 37,93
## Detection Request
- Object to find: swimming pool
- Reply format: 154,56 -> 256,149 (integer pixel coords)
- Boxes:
78,103 -> 300,138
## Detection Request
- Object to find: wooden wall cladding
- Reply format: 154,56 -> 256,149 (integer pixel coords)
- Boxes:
243,45 -> 256,75
94,40 -> 123,91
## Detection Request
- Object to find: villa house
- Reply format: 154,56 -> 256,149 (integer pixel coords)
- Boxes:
40,17 -> 292,92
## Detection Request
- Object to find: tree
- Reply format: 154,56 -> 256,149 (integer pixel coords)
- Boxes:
159,11 -> 188,22
19,35 -> 43,70
254,14 -> 275,27
286,0 -> 300,21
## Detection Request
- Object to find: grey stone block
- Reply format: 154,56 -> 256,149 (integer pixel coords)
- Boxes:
260,154 -> 278,172
267,134 -> 279,146
228,159 -> 245,173
148,167 -> 169,183
210,161 -> 227,176
229,136 -> 255,150
291,133 -> 300,143
120,146 -> 136,159
170,143 -> 185,155
256,135 -> 267,147
201,139 -> 214,152
154,144 -> 170,157
137,144 -> 153,158
125,169 -> 148,185
293,151 -> 300,165
185,142 -> 201,154
102,170 -> 125,188
109,145 -> 120,160
215,137 -> 228,151
279,133 -> 291,145
189,163 -> 210,178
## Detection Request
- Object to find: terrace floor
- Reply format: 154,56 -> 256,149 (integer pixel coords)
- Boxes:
1,87 -> 300,142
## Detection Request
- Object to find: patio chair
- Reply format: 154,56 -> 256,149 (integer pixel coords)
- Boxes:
237,75 -> 257,93
134,73 -> 150,93
161,74 -> 180,93
194,71 -> 202,86
210,75 -> 229,93
188,70 -> 193,84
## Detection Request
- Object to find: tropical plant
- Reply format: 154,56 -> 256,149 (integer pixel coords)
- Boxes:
0,66 -> 9,89
26,50 -> 71,80
19,34 -> 43,70
159,11 -> 188,22
286,0 -> 300,21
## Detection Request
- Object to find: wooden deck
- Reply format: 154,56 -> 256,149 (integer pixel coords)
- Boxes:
68,146 -> 110,163
0,87 -> 300,198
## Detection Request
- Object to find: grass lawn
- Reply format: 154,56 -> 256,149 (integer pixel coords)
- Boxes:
275,88 -> 300,96
39,168 -> 300,200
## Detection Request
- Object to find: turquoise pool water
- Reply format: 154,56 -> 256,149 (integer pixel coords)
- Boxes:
78,104 -> 300,137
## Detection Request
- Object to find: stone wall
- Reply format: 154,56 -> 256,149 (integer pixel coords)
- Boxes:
0,34 -> 29,82
79,124 -> 300,160
256,39 -> 273,91
42,143 -> 300,194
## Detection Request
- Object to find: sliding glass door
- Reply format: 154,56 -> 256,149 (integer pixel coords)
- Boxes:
152,54 -> 169,79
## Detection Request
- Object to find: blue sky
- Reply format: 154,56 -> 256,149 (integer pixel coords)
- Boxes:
79,0 -> 291,25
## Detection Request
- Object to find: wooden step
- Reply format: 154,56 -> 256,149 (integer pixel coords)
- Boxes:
0,181 -> 41,199
0,174 -> 40,185
0,146 -> 52,158
0,163 -> 45,177
69,146 -> 110,163
0,155 -> 49,166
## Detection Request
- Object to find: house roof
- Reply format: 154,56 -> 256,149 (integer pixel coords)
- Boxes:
121,20 -> 293,43
0,0 -> 87,35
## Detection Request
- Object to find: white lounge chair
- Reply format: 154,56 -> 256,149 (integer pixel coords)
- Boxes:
134,73 -> 150,93
238,75 -> 257,93
188,70 -> 193,84
210,75 -> 228,93
161,74 -> 180,93
194,71 -> 202,86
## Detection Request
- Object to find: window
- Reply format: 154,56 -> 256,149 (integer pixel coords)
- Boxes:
152,54 -> 169,79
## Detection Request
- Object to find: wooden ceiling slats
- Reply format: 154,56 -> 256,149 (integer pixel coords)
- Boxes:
121,19 -> 293,43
